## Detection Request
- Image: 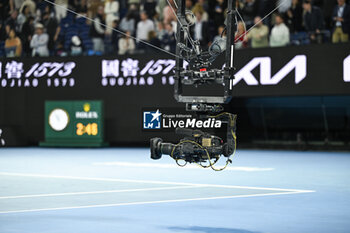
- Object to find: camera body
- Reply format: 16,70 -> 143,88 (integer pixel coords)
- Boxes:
150,112 -> 237,170
151,127 -> 232,163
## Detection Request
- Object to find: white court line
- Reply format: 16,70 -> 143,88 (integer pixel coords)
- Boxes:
92,161 -> 275,172
0,191 -> 312,214
0,186 -> 196,200
0,172 -> 315,193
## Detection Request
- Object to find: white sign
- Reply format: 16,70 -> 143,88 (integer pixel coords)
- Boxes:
232,55 -> 307,86
0,61 -> 76,88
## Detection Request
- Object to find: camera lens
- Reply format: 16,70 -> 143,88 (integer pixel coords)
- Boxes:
160,143 -> 175,156
150,137 -> 163,160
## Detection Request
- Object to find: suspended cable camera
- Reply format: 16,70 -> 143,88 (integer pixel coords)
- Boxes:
41,0 -> 282,171
150,0 -> 238,171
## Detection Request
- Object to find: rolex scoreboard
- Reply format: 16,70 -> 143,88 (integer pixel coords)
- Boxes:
40,100 -> 107,147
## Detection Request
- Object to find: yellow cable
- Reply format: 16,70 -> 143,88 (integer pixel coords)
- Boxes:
171,112 -> 237,171
207,112 -> 237,171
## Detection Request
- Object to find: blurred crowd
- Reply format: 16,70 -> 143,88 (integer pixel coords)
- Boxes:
0,0 -> 349,57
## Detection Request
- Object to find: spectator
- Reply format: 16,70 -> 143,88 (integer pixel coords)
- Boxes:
75,1 -> 88,14
120,11 -> 135,35
54,40 -> 67,56
239,0 -> 258,28
156,21 -> 166,41
0,21 -> 7,41
156,0 -> 167,22
42,11 -> 58,54
147,30 -> 161,51
143,0 -> 157,19
111,19 -> 120,54
162,23 -> 176,53
302,0 -> 324,43
136,11 -> 155,48
270,14 -> 290,47
5,10 -> 18,33
36,0 -> 49,17
128,0 -> 140,7
258,0 -> 275,25
197,0 -> 209,12
0,0 -> 11,21
192,10 -> 210,49
235,22 -> 247,49
30,23 -> 49,56
87,0 -> 103,19
19,0 -> 35,16
210,0 -> 226,28
118,30 -> 135,55
332,0 -> 350,43
119,0 -> 128,12
163,0 -> 177,24
17,5 -> 31,32
185,0 -> 193,10
192,3 -> 208,22
5,28 -> 22,57
127,3 -> 140,22
20,15 -> 33,56
278,0 -> 292,13
285,0 -> 303,33
70,35 -> 83,56
245,16 -> 269,48
104,0 -> 119,35
66,0 -> 78,12
11,0 -> 25,11
90,6 -> 105,54
55,0 -> 68,22
213,25 -> 226,42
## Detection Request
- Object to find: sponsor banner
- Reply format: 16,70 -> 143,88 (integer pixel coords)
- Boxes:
0,60 -> 76,88
0,44 -> 349,145
0,44 -> 349,96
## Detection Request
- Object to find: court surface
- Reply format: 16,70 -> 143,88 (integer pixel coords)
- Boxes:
0,148 -> 349,233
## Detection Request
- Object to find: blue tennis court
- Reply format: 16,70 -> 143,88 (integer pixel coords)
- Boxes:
0,148 -> 349,233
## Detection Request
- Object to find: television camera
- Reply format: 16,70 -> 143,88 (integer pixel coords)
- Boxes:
150,0 -> 238,171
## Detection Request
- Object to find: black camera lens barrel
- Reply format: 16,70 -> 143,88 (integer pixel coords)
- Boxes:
160,143 -> 176,156
150,137 -> 177,160
150,137 -> 163,160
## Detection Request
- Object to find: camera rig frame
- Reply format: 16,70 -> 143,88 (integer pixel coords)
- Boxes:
174,0 -> 236,112
150,0 -> 238,171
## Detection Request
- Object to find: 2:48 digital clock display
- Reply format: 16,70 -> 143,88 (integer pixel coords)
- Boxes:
42,101 -> 105,147
76,123 -> 98,136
